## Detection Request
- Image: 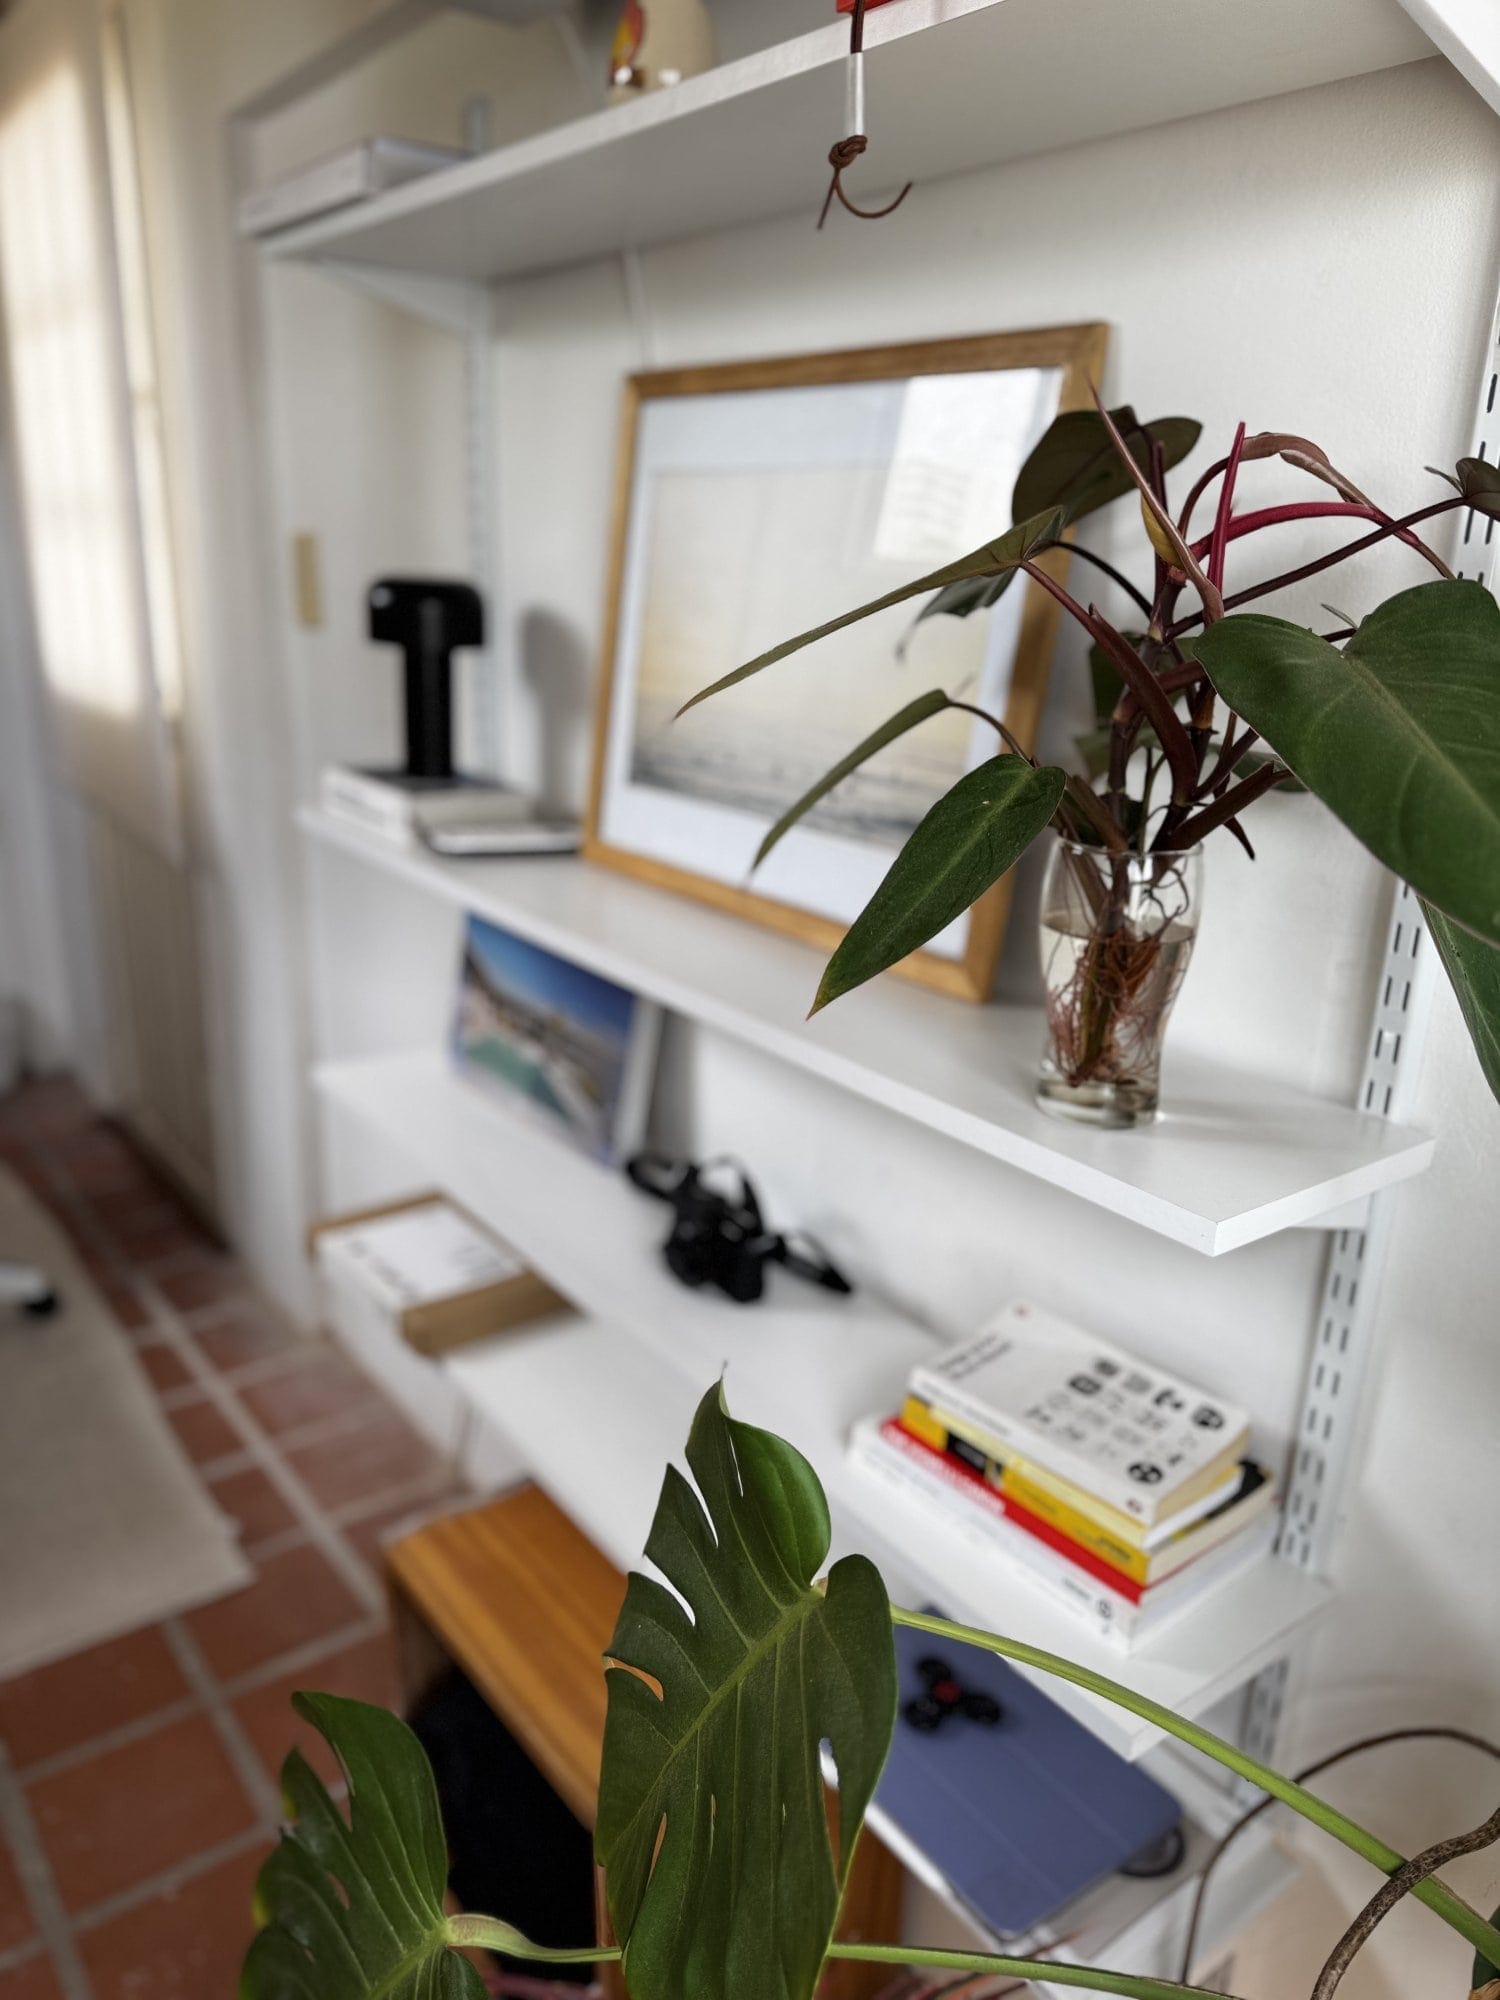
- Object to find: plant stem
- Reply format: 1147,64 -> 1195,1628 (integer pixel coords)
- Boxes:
825,1942 -> 1232,1999
1066,544 -> 1155,618
446,1917 -> 622,1963
889,1607 -> 1500,1970
1167,496 -> 1465,639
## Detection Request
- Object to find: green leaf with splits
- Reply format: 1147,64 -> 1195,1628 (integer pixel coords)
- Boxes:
242,1692 -> 485,1998
595,1385 -> 897,2000
241,1694 -> 601,1998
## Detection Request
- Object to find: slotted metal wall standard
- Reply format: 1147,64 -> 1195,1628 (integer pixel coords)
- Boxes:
1241,275 -> 1500,1767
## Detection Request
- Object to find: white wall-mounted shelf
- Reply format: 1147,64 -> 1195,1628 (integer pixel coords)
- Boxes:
315,1047 -> 1334,1760
259,0 -> 1431,288
301,809 -> 1435,1255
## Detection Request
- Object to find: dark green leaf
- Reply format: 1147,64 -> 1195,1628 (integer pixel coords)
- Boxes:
813,758 -> 1067,1011
242,1692 -> 488,1998
755,689 -> 953,867
1426,903 -> 1500,1105
1012,407 -> 1201,526
679,508 -> 1067,714
596,1385 -> 896,2000
1195,580 -> 1500,946
1455,457 -> 1500,520
906,569 -> 1015,635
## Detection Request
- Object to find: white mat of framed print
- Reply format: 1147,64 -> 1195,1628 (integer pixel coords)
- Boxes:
584,327 -> 1107,1001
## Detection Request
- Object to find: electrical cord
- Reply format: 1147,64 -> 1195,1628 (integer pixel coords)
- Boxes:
1178,1725 -> 1500,1984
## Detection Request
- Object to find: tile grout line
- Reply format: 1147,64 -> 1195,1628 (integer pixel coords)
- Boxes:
0,1744 -> 95,2000
130,1274 -> 391,1617
10,1614 -> 390,1791
0,1108 -> 485,1993
14,1697 -> 203,1787
0,1937 -> 46,1977
160,1619 -> 285,1827
66,1826 -> 275,1942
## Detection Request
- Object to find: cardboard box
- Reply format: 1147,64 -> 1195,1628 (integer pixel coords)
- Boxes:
310,1192 -> 568,1359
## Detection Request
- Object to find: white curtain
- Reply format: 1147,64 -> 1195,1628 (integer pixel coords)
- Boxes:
0,0 -> 183,861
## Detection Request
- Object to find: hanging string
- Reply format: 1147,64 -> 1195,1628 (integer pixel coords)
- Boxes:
817,0 -> 913,229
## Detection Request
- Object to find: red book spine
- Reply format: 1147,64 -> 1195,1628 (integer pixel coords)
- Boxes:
883,1419 -> 1147,1605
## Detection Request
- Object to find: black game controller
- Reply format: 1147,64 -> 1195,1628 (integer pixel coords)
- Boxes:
902,1655 -> 1004,1733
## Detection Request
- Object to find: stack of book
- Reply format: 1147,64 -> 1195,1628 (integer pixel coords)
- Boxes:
849,1302 -> 1277,1650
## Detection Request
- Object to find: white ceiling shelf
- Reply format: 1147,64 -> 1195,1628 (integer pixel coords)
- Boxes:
301,808 -> 1435,1254
315,1047 -> 1334,1760
258,0 -> 1431,287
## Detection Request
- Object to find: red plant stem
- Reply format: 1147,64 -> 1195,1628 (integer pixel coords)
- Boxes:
1161,760 -> 1290,848
1065,544 -> 1154,617
1177,455 -> 1233,537
1188,498 -> 1447,570
1168,496 -> 1466,639
1207,422 -> 1247,592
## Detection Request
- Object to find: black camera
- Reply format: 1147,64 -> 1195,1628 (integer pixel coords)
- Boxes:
626,1155 -> 853,1306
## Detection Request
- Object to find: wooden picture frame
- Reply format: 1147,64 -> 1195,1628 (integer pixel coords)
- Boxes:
583,323 -> 1109,1001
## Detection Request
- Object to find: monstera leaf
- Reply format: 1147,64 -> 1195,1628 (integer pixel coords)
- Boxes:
595,1385 -> 897,2000
812,757 -> 1067,1011
679,508 -> 1067,714
242,1693 -> 570,1999
243,1692 -> 483,1998
1195,581 -> 1500,948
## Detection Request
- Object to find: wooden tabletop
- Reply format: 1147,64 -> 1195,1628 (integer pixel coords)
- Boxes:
385,1482 -> 625,1827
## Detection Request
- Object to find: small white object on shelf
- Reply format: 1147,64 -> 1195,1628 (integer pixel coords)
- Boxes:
320,763 -> 537,849
237,137 -> 467,239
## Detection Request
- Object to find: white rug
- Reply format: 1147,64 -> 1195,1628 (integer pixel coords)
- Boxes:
0,1167 -> 251,1679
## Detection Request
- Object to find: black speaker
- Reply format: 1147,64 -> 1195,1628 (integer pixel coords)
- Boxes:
408,1666 -> 598,1980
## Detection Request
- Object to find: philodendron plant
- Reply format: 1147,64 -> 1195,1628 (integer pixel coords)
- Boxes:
679,398 -> 1500,1107
241,1388 -> 1500,2000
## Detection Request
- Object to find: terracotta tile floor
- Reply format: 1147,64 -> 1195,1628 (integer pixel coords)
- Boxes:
0,1078 -> 471,1998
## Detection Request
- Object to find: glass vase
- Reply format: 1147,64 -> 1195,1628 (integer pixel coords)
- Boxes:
1035,837 -> 1203,1129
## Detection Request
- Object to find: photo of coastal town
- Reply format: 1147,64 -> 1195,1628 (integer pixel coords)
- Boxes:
451,915 -> 646,1162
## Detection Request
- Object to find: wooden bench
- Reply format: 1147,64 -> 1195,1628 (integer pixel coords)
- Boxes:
386,1483 -> 903,2000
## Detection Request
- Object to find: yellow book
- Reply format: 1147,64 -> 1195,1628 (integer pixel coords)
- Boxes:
900,1394 -> 1241,1561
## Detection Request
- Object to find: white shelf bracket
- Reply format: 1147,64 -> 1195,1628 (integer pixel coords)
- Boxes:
303,260 -> 492,338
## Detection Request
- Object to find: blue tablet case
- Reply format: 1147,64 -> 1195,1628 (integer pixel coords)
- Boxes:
872,1616 -> 1183,1939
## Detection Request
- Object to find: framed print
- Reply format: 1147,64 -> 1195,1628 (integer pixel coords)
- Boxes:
584,324 -> 1108,1000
